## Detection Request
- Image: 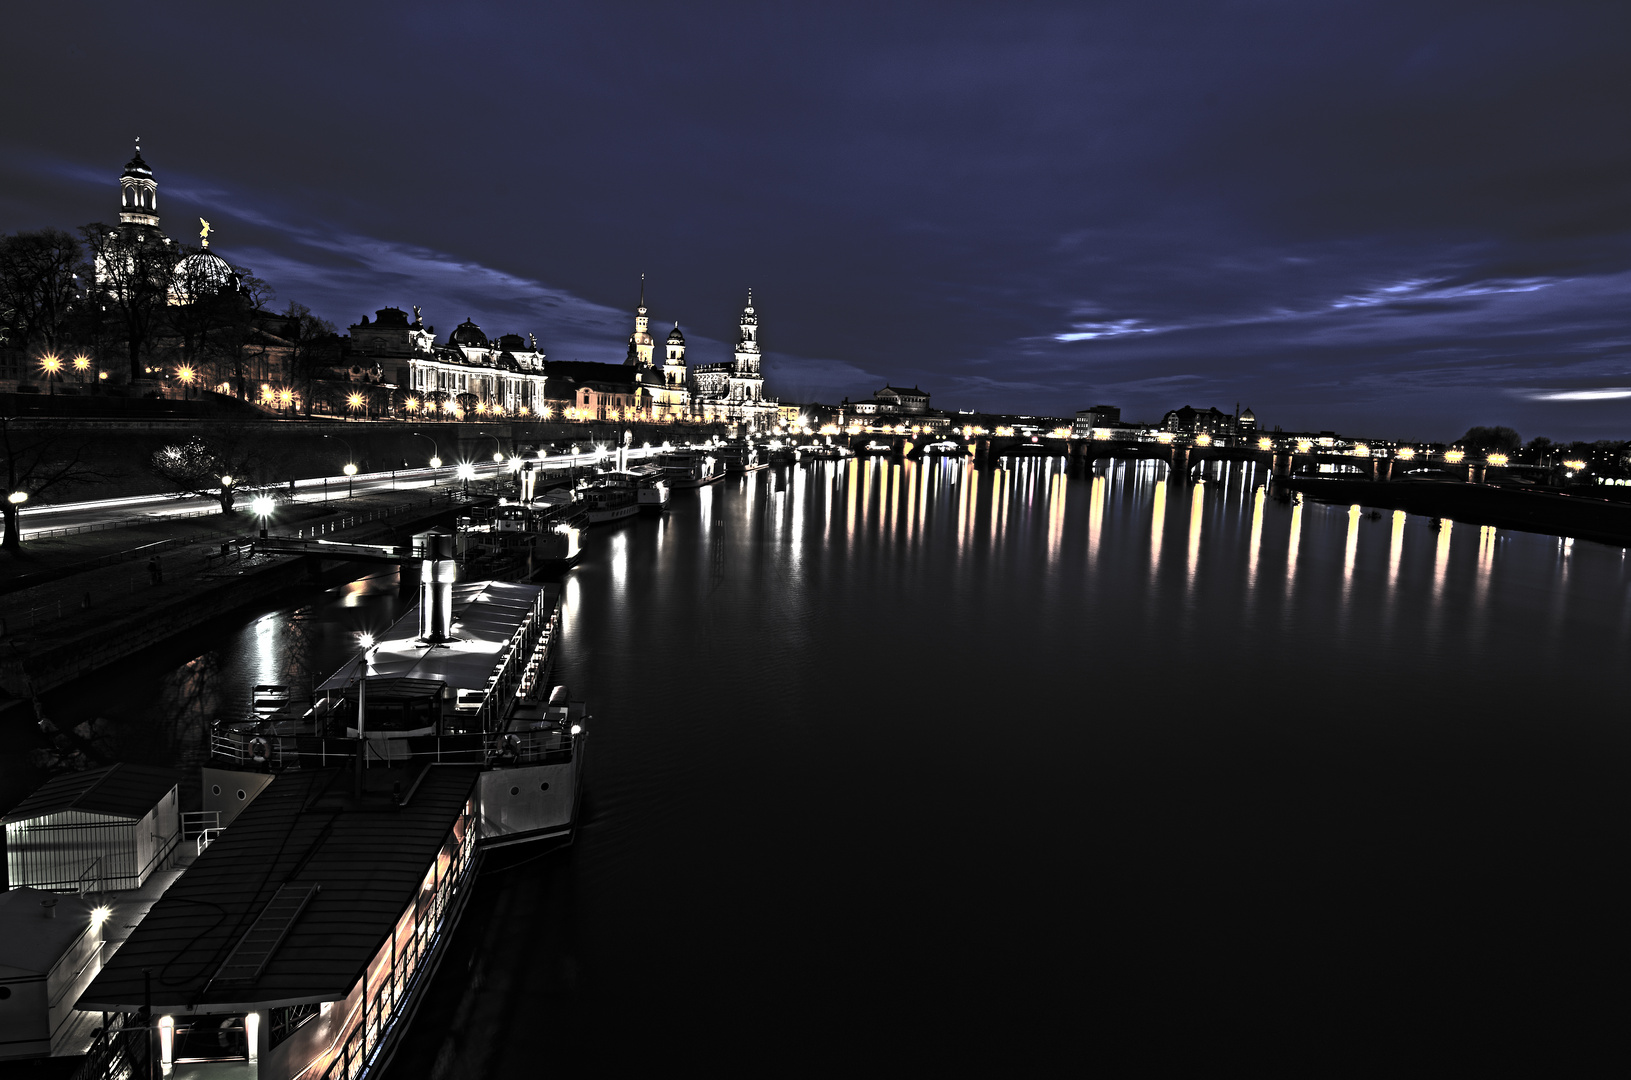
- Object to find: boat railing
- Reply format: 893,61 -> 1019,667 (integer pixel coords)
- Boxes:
211,730 -> 573,770
75,856 -> 102,898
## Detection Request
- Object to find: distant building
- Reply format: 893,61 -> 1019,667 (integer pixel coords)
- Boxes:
544,360 -> 646,421
1073,405 -> 1121,438
1162,406 -> 1234,437
1237,407 -> 1257,433
873,385 -> 930,415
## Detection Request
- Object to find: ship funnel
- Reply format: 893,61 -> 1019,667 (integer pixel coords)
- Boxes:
418,533 -> 457,644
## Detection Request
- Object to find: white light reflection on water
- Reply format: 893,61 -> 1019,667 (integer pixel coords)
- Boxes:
610,531 -> 628,590
1286,496 -> 1303,594
1434,518 -> 1452,600
1087,474 -> 1106,566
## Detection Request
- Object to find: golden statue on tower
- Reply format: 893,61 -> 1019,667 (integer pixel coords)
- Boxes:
199,218 -> 212,248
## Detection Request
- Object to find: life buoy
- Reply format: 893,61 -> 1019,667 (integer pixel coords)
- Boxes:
249,736 -> 269,763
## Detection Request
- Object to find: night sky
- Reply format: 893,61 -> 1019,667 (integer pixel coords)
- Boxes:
2,2 -> 1627,440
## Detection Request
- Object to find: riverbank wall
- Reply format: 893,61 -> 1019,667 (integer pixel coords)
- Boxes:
1279,476 -> 1631,547
0,497 -> 465,698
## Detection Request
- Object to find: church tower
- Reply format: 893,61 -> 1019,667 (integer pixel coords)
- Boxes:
119,141 -> 159,228
659,322 -> 689,419
734,289 -> 760,377
626,274 -> 656,369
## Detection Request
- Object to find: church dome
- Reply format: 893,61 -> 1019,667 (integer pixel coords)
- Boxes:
667,322 -> 685,344
449,318 -> 488,347
170,250 -> 235,304
121,149 -> 153,180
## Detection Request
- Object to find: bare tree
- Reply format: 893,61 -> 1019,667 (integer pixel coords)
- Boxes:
280,302 -> 338,415
78,222 -> 175,385
0,229 -> 88,355
149,432 -> 277,513
0,415 -> 114,552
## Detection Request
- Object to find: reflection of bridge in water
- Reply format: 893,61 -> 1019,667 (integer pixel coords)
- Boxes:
844,432 -> 1477,484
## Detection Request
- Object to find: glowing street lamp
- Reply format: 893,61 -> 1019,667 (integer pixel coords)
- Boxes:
277,387 -> 295,414
251,494 -> 274,538
457,461 -> 475,496
1398,446 -> 1417,460
72,355 -> 92,385
1257,437 -> 1273,451
1444,449 -> 1466,465
347,391 -> 365,418
1487,453 -> 1509,467
38,354 -> 62,395
176,365 -> 197,399
7,491 -> 27,505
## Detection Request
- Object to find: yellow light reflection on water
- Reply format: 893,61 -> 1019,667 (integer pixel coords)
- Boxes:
1150,479 -> 1167,576
1087,473 -> 1106,560
1287,497 -> 1303,590
1389,509 -> 1405,588
1248,484 -> 1265,585
1187,481 -> 1205,583
1344,504 -> 1361,580
904,461 -> 917,538
1434,519 -> 1452,597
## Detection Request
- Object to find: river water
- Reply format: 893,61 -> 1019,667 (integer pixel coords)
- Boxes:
12,456 -> 1631,1066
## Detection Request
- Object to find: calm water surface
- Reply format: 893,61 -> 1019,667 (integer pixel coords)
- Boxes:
13,457 -> 1631,1064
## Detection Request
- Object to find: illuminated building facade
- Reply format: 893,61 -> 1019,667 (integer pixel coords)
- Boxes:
690,290 -> 777,430
355,308 -> 550,417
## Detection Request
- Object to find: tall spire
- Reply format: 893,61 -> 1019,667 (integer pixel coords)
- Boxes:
638,273 -> 646,313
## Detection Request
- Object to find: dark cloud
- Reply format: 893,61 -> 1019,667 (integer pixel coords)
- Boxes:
1,0 -> 1627,438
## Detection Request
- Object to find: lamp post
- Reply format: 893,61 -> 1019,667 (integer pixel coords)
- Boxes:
457,462 -> 475,497
251,495 -> 274,539
39,354 -> 61,396
347,391 -> 365,420
72,354 -> 92,387
176,365 -> 197,400
410,431 -> 441,476
324,434 -> 358,497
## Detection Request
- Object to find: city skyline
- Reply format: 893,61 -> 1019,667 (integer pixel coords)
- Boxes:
1,2 -> 1627,440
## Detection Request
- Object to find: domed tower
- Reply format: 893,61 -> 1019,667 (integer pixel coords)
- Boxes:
627,274 -> 656,369
664,322 -> 687,387
734,289 -> 760,377
119,141 -> 159,228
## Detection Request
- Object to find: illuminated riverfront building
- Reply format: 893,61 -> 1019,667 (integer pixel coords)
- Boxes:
690,290 -> 778,430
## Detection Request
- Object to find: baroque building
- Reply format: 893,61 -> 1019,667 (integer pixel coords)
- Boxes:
352,307 -> 550,417
690,290 -> 777,430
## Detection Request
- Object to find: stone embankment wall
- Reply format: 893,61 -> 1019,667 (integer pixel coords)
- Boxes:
0,499 -> 463,697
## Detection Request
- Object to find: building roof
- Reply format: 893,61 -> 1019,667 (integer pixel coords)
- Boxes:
121,148 -> 152,180
667,322 -> 685,344
3,763 -> 179,825
879,385 -> 928,397
318,580 -> 551,695
80,766 -> 480,1011
0,888 -> 97,979
545,360 -> 639,393
449,318 -> 488,347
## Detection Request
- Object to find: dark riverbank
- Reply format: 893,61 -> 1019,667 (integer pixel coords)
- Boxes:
1280,475 -> 1631,546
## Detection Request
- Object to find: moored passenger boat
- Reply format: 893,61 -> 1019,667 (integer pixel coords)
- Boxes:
658,447 -> 726,488
576,473 -> 641,524
716,440 -> 768,474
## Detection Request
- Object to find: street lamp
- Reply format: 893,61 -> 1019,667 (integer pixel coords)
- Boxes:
347,391 -> 365,419
8,491 -> 27,505
324,434 -> 358,497
457,462 -> 475,496
72,355 -> 91,385
251,494 -> 274,538
38,354 -> 61,396
176,365 -> 197,400
410,431 -> 441,481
